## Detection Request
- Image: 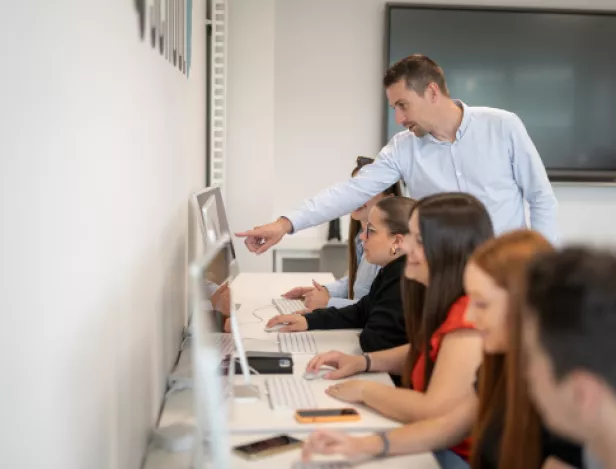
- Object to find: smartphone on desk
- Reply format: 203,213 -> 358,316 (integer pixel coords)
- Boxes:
233,434 -> 303,460
295,408 -> 360,424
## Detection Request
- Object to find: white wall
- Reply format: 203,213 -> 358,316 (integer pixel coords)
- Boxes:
0,1 -> 206,468
227,0 -> 616,273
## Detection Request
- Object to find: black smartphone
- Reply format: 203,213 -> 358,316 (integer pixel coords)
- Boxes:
232,434 -> 303,460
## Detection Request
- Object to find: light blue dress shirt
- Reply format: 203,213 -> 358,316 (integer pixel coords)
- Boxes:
323,233 -> 380,308
285,101 -> 559,244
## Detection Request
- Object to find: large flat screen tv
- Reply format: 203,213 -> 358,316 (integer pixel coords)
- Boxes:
386,5 -> 616,182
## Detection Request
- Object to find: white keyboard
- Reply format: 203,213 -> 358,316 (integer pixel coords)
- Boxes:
272,298 -> 305,315
278,332 -> 318,354
212,333 -> 234,356
264,376 -> 317,411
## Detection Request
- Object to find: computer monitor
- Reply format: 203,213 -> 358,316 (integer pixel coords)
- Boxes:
191,186 -> 239,281
192,231 -> 258,401
189,237 -> 232,468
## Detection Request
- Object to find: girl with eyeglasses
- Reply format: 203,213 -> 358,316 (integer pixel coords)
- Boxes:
282,156 -> 401,312
266,196 -> 414,353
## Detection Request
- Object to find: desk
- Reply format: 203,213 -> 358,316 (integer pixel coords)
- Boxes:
161,354 -> 401,435
144,272 -> 439,469
145,433 -> 438,469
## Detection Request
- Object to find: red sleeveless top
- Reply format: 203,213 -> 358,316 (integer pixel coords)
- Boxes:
411,296 -> 475,461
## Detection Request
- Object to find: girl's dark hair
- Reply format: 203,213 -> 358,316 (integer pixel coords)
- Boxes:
375,196 -> 416,237
469,230 -> 554,469
402,192 -> 494,389
347,157 -> 401,299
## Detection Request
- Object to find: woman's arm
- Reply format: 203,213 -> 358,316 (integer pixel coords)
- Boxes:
368,344 -> 409,375
360,330 -> 482,422
302,395 -> 477,460
324,276 -> 349,300
306,345 -> 409,380
360,394 -> 477,456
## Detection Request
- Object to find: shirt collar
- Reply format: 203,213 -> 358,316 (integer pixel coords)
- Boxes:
454,100 -> 471,140
425,99 -> 470,144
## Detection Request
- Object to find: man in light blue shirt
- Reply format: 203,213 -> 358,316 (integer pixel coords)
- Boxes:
237,54 -> 558,253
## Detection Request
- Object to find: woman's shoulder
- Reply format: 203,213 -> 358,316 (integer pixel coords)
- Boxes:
436,296 -> 474,336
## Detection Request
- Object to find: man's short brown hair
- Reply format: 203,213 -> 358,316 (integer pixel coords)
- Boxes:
383,54 -> 450,97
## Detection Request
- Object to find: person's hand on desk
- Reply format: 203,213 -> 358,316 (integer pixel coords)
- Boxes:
326,380 -> 377,404
235,217 -> 292,254
302,430 -> 374,462
282,286 -> 314,299
266,314 -> 308,332
306,351 -> 366,380
303,281 -> 330,311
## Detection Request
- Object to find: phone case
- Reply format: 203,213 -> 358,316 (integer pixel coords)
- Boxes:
295,410 -> 361,424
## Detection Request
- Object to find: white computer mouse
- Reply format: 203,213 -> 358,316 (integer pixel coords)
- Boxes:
302,367 -> 334,381
264,323 -> 287,333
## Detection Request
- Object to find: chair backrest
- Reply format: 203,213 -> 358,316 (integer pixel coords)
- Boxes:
319,242 -> 348,279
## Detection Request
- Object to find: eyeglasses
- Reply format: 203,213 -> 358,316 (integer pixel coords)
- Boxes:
365,225 -> 377,239
356,156 -> 374,167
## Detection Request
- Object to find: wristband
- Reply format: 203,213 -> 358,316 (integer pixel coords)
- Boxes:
363,352 -> 372,372
375,431 -> 390,458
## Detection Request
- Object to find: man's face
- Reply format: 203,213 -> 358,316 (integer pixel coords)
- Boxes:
385,79 -> 429,137
523,315 -> 586,441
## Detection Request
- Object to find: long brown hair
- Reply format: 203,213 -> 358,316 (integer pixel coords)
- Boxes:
469,230 -> 554,469
347,156 -> 401,299
402,193 -> 494,389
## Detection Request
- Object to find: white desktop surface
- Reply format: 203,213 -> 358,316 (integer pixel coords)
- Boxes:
161,354 -> 402,434
231,272 -> 336,304
145,433 -> 438,469
145,273 -> 438,469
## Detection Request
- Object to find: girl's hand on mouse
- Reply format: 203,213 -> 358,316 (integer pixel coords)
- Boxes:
306,351 -> 365,379
265,314 -> 307,332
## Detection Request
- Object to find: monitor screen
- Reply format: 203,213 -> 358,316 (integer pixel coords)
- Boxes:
192,187 -> 238,276
386,6 -> 616,181
190,235 -> 234,468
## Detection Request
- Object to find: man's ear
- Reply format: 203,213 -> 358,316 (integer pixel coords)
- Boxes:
426,82 -> 440,102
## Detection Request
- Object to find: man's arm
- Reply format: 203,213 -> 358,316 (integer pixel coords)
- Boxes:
507,113 -> 560,244
236,137 -> 405,253
285,148 -> 403,232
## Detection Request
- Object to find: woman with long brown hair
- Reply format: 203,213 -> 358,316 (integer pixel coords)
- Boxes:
301,229 -> 581,469
283,156 -> 400,311
302,192 -> 492,466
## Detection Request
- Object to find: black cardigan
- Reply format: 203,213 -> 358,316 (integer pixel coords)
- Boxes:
305,255 -> 407,353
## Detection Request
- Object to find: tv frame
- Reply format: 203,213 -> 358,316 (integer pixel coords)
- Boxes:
384,3 -> 616,183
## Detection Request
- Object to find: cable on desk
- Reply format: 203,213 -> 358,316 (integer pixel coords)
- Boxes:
237,304 -> 272,324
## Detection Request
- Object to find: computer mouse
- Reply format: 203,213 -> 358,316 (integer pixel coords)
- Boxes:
302,367 -> 333,381
264,323 -> 288,333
